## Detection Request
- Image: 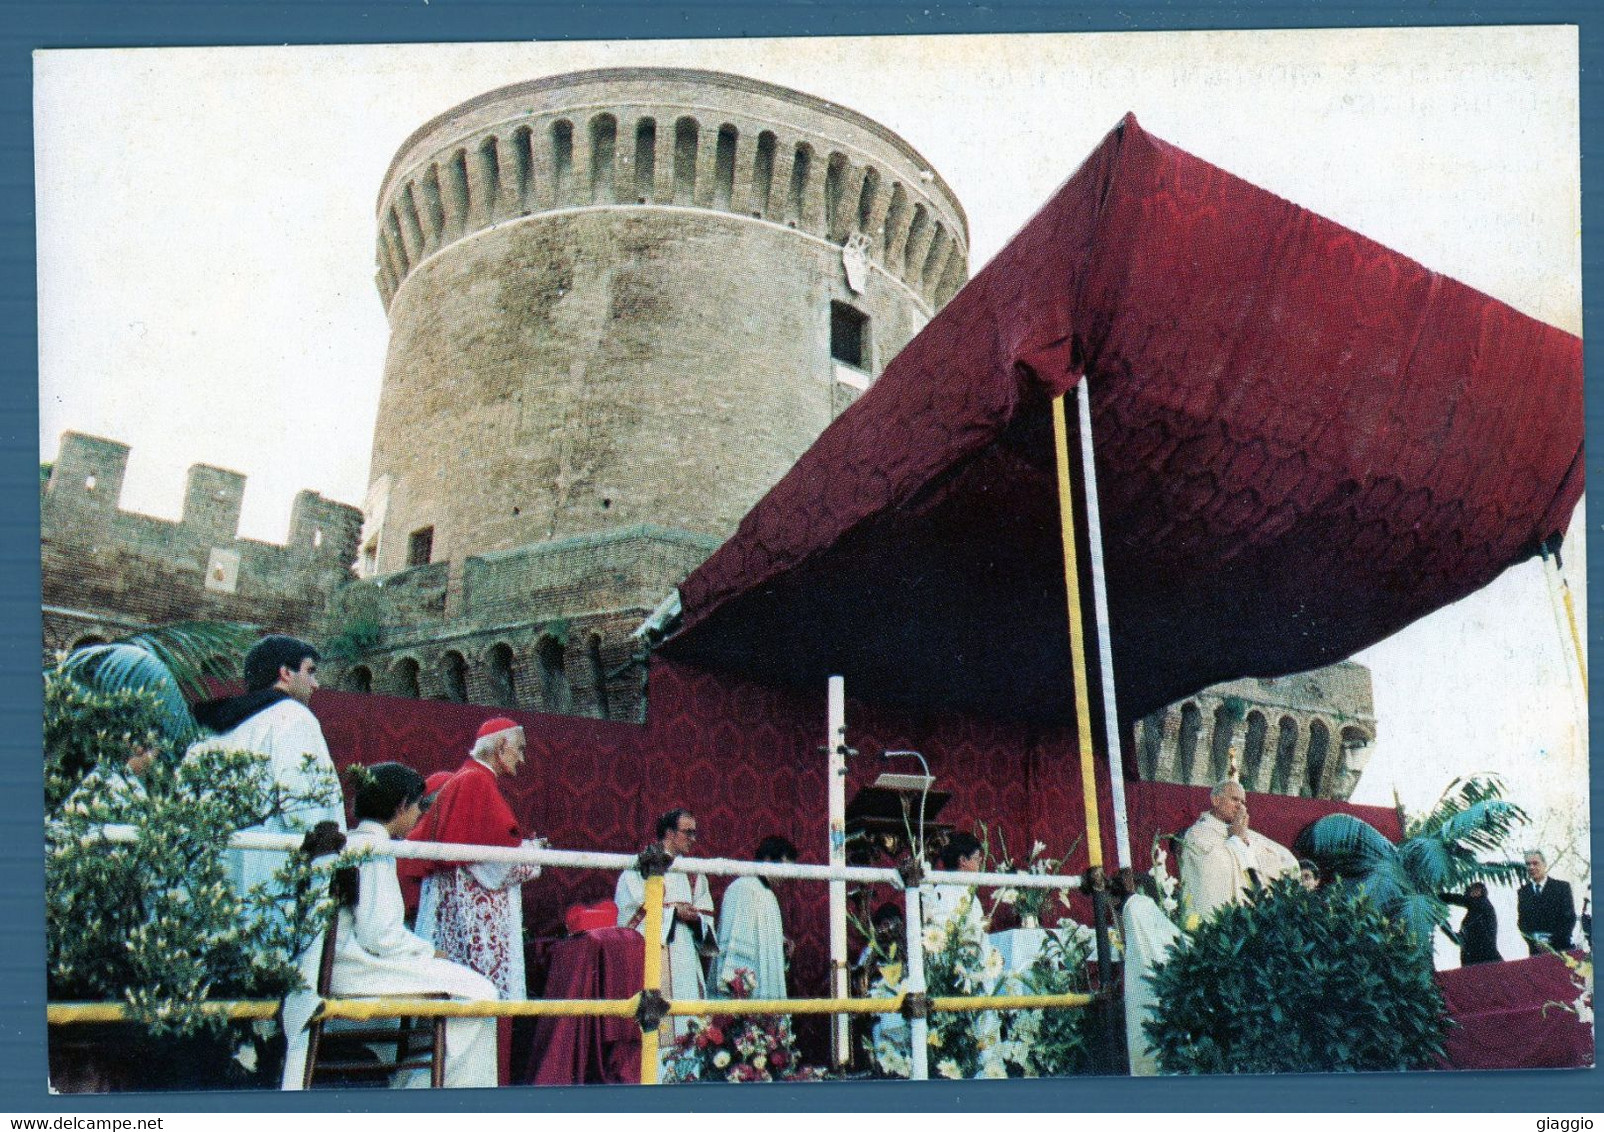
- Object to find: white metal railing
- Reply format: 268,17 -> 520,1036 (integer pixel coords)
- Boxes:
55,824 -> 1093,1083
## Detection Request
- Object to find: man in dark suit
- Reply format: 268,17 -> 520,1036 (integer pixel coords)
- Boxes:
1516,850 -> 1576,955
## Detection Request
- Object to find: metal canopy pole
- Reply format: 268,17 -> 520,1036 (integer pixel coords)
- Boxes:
1050,390 -> 1119,1074
827,675 -> 851,1067
1076,379 -> 1133,871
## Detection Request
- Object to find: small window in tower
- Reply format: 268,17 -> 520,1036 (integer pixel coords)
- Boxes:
407,526 -> 434,568
831,302 -> 869,368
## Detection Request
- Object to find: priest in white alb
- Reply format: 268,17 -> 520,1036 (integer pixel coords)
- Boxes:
715,835 -> 797,999
1179,779 -> 1298,927
616,808 -> 715,1040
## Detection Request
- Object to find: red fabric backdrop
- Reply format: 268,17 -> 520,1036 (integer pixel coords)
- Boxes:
312,659 -> 1404,1000
311,666 -> 1585,1072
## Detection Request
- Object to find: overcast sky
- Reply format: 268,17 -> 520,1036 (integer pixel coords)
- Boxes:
33,28 -> 1589,938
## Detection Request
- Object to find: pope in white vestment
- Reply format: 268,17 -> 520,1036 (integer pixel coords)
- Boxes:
1179,781 -> 1298,926
715,876 -> 788,999
281,821 -> 499,1090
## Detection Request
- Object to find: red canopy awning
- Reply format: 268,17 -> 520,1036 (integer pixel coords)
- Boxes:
663,114 -> 1583,729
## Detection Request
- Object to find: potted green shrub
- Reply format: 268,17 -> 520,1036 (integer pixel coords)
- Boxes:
45,628 -> 335,1092
1145,878 -> 1449,1074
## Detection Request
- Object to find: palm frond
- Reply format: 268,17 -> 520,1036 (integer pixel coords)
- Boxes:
1296,813 -> 1395,876
1353,854 -> 1414,916
1429,800 -> 1529,856
110,621 -> 258,700
1396,836 -> 1452,894
56,644 -> 195,740
1390,891 -> 1448,953
52,621 -> 259,740
1406,774 -> 1513,839
1444,856 -> 1529,891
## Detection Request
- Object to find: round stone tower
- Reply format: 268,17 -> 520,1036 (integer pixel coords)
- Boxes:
365,67 -> 968,575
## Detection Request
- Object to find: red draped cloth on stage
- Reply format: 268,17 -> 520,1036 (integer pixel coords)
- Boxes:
661,114 -> 1583,745
524,927 -> 644,1085
1435,951 -> 1593,1070
309,674 -> 1407,1038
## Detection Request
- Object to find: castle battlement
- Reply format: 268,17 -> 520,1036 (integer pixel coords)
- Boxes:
41,431 -> 363,652
374,67 -> 969,312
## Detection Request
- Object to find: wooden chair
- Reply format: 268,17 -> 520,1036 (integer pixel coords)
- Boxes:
301,901 -> 450,1089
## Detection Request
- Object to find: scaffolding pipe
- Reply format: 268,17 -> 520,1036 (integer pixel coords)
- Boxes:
904,885 -> 930,1081
50,990 -> 1090,1026
71,825 -> 903,885
827,675 -> 850,1066
1077,378 -> 1133,871
1051,391 -> 1119,1072
639,873 -> 665,1085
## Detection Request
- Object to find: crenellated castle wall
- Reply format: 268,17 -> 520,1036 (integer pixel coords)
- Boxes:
1132,662 -> 1379,802
41,431 -> 363,657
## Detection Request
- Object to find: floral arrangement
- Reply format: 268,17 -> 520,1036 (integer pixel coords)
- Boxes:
661,968 -> 825,1083
986,834 -> 1079,922
866,887 -> 1094,1079
1149,833 -> 1183,924
1545,951 -> 1594,1028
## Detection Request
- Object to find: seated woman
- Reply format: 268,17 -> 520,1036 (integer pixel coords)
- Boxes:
282,762 -> 500,1090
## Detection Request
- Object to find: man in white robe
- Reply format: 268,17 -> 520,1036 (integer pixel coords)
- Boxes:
616,808 -> 714,1042
1121,886 -> 1182,1075
189,636 -> 344,903
282,764 -> 498,1090
715,836 -> 797,999
1179,779 -> 1298,927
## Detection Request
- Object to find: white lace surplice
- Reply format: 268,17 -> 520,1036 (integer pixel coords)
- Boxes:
415,851 -> 541,1000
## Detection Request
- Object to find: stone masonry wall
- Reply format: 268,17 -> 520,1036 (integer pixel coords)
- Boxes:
41,431 -> 363,656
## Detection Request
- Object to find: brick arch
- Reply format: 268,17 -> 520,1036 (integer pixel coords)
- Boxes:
1305,717 -> 1332,797
484,641 -> 520,708
1176,701 -> 1203,783
534,632 -> 574,715
388,655 -> 423,699
439,649 -> 470,704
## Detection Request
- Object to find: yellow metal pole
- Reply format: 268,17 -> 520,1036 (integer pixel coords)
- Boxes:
1561,583 -> 1589,695
639,873 -> 665,1085
1052,391 -> 1124,1074
1051,393 -> 1103,867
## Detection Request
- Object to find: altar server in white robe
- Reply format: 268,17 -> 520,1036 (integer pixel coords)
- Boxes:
1179,779 -> 1298,926
282,763 -> 498,1091
716,836 -> 798,998
616,808 -> 715,1040
189,636 -> 344,904
1118,872 -> 1182,1076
